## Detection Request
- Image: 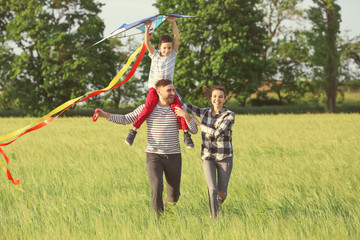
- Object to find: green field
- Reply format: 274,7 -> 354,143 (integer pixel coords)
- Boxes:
1,114 -> 359,239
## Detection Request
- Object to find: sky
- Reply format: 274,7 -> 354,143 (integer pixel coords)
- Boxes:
98,0 -> 360,41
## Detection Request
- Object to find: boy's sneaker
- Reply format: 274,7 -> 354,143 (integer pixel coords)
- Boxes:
184,132 -> 194,148
125,129 -> 137,146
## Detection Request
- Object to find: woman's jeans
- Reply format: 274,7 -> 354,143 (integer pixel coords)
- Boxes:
202,156 -> 233,218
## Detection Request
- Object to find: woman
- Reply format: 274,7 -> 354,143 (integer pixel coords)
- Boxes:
175,86 -> 235,218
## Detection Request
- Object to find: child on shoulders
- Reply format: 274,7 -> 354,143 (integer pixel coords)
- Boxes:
125,16 -> 194,148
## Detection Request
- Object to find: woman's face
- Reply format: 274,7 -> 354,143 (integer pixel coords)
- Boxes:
211,89 -> 226,109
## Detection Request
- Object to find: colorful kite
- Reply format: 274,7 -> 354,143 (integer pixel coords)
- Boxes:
90,14 -> 198,47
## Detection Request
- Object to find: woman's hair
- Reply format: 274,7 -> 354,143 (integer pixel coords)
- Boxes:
203,85 -> 227,100
159,34 -> 173,45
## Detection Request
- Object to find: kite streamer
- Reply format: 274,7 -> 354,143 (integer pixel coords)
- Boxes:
1,13 -> 199,186
0,42 -> 147,185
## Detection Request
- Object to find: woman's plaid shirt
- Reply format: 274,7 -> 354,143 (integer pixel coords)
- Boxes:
179,95 -> 235,161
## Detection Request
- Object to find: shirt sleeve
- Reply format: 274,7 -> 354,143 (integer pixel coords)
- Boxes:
172,49 -> 178,56
200,112 -> 235,139
149,50 -> 158,59
108,105 -> 145,125
186,117 -> 198,134
175,90 -> 205,117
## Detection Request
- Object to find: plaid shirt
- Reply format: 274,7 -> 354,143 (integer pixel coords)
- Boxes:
178,95 -> 235,161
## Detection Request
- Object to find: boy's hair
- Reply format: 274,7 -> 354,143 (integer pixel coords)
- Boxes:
159,34 -> 173,45
203,85 -> 227,100
155,79 -> 173,88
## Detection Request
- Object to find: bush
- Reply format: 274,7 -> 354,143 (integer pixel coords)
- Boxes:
249,98 -> 283,106
348,79 -> 360,90
0,110 -> 26,117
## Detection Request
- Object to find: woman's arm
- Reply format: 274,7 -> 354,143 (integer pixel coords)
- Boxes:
175,90 -> 205,117
200,112 -> 235,139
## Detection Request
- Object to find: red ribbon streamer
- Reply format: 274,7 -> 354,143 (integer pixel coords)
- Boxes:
0,42 -> 147,185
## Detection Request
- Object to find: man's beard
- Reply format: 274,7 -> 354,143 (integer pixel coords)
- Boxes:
165,96 -> 174,104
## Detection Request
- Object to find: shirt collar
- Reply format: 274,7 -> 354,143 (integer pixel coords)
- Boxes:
210,106 -> 227,116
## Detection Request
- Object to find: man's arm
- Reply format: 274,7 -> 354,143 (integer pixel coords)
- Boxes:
96,105 -> 145,125
144,21 -> 155,54
167,16 -> 179,52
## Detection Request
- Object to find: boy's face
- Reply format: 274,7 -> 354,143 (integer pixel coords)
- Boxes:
158,42 -> 172,56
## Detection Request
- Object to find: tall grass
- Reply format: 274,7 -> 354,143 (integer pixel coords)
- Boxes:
0,114 -> 359,239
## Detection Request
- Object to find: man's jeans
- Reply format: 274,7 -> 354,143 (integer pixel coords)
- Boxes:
146,153 -> 182,214
202,157 -> 233,218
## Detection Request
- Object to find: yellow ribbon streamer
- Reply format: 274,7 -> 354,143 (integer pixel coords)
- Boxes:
0,44 -> 143,142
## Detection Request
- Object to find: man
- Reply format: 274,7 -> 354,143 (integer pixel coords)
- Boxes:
95,79 -> 197,214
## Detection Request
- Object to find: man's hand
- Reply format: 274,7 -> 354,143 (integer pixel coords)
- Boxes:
95,108 -> 110,120
174,107 -> 191,122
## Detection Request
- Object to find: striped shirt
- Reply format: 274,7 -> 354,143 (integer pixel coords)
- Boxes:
109,104 -> 197,154
148,50 -> 177,89
178,95 -> 235,161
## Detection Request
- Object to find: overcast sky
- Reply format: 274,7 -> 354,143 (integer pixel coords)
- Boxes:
98,0 -> 360,41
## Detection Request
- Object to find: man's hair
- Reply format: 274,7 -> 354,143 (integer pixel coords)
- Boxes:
155,79 -> 173,88
203,85 -> 227,100
159,34 -> 173,45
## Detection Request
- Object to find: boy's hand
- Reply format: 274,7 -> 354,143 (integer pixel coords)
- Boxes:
166,16 -> 176,23
144,21 -> 152,30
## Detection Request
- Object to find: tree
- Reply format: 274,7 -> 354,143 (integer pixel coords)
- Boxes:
261,0 -> 304,60
150,0 -> 267,106
0,45 -> 15,109
2,0 -> 118,115
259,0 -> 314,104
338,35 -> 360,86
0,0 -> 15,109
266,31 -> 314,104
307,0 -> 341,113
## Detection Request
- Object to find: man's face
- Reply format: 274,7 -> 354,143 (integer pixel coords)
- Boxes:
158,42 -> 172,56
157,84 -> 175,105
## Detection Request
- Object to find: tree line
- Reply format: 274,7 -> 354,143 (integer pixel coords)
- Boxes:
1,0 -> 359,115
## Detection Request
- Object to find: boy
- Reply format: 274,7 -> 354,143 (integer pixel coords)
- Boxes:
125,16 -> 194,148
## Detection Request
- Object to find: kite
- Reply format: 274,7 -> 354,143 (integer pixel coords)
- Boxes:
90,14 -> 199,48
0,13 -> 199,186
